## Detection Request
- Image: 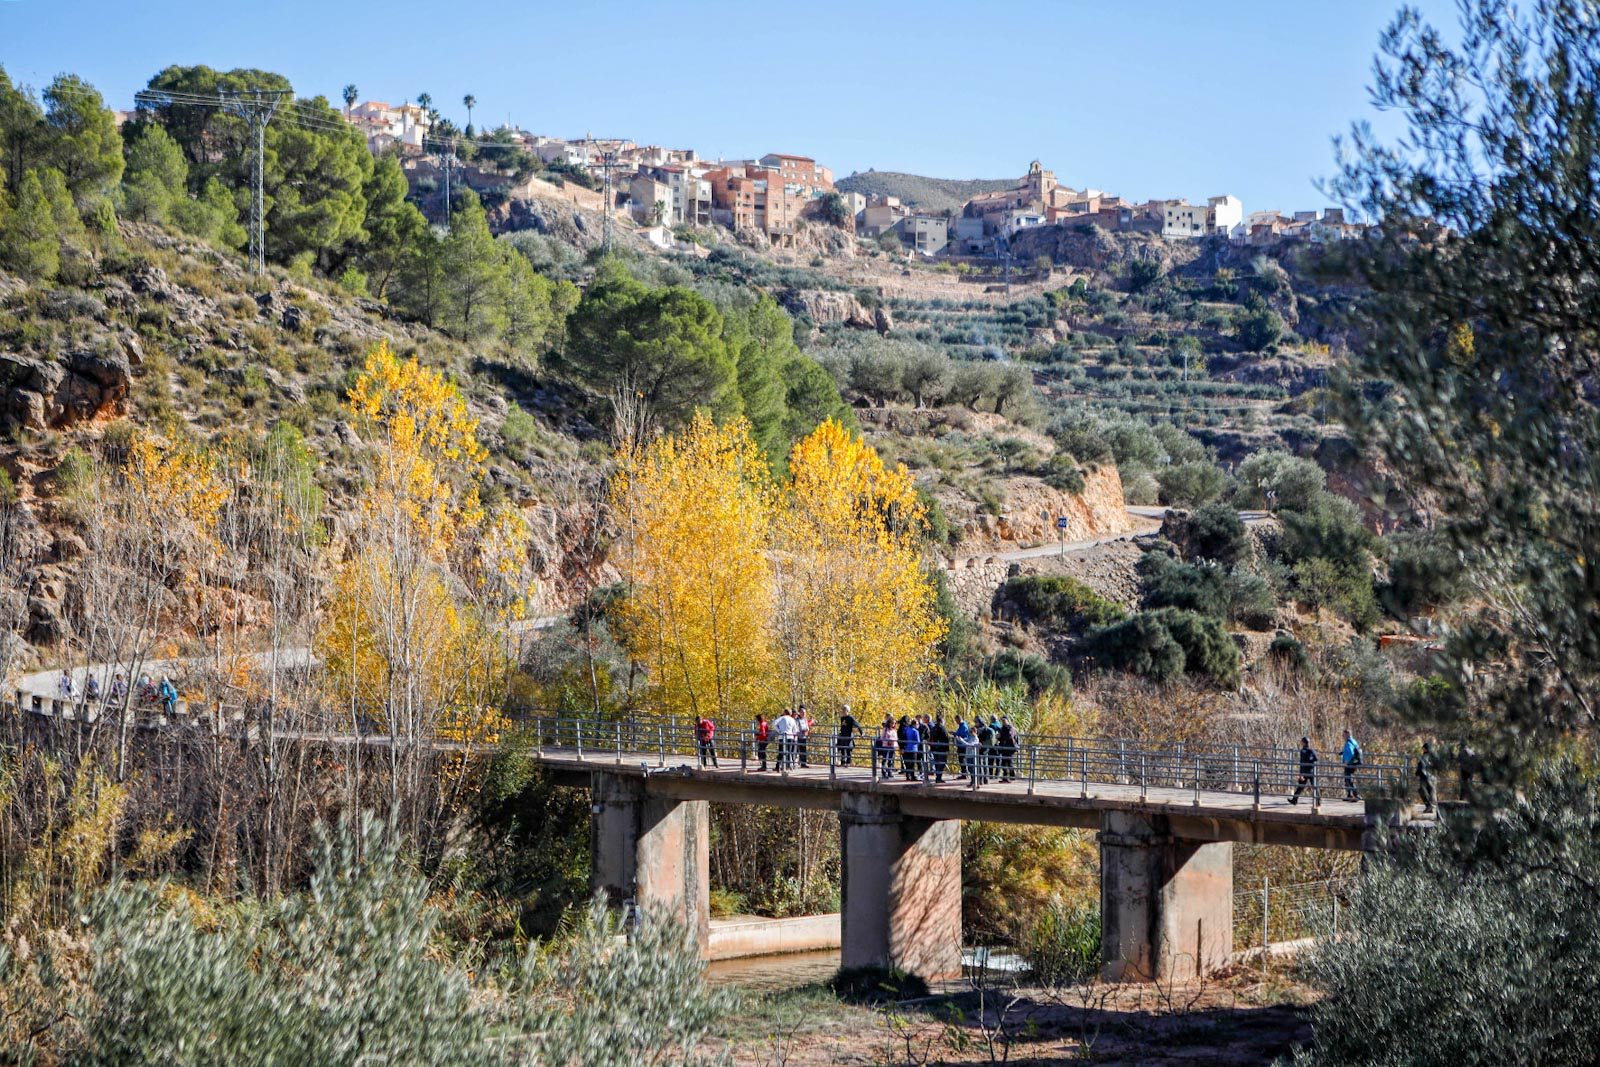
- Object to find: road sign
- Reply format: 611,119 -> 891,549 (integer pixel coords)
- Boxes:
1056,516 -> 1069,530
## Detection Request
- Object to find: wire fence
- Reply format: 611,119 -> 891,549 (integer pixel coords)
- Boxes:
1233,875 -> 1359,953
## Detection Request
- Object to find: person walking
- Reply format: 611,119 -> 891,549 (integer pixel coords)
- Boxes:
1340,728 -> 1363,801
85,675 -> 101,703
877,717 -> 898,779
997,716 -> 1019,782
773,708 -> 798,771
1289,736 -> 1318,804
1416,741 -> 1436,813
836,705 -> 862,766
695,714 -> 719,768
58,670 -> 73,702
754,713 -> 770,772
797,705 -> 812,768
928,715 -> 951,783
954,718 -> 976,780
108,673 -> 127,706
158,676 -> 178,717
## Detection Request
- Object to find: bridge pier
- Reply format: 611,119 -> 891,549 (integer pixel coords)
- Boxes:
839,793 -> 962,980
1099,811 -> 1233,982
590,771 -> 710,955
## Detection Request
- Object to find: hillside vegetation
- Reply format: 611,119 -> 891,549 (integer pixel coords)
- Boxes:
835,170 -> 1015,215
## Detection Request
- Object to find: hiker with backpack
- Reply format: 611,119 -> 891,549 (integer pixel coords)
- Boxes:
975,718 -> 996,785
996,716 -> 1019,782
1341,728 -> 1362,800
696,714 -> 719,768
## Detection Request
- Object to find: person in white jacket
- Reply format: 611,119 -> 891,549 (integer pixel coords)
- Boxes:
772,709 -> 799,771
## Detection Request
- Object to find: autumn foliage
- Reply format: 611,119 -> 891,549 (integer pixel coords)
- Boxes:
611,416 -> 945,722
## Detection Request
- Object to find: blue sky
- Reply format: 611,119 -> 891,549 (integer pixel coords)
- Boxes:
2,0 -> 1455,212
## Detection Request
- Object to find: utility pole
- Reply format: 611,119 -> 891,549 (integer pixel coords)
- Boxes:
219,89 -> 289,276
441,143 -> 455,228
600,147 -> 619,253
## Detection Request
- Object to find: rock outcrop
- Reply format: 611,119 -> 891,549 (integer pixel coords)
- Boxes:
0,348 -> 134,432
781,290 -> 891,334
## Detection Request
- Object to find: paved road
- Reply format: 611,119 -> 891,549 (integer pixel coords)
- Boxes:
952,506 -> 1274,565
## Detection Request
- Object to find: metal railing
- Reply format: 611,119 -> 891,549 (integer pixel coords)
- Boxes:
508,712 -> 1417,807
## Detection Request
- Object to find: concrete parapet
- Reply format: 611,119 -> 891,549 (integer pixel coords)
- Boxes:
1099,810 -> 1233,982
839,793 -> 962,980
590,771 -> 710,955
708,913 -> 841,961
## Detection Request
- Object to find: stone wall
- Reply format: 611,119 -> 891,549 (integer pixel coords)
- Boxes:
941,537 -> 1150,623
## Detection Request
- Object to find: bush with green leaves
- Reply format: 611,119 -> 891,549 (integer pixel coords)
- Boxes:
981,649 -> 1073,699
1139,552 -> 1275,630
1156,459 -> 1231,507
1085,607 -> 1239,687
1185,501 -> 1252,566
1001,575 -> 1126,631
1291,771 -> 1600,1067
1018,899 -> 1100,987
52,817 -> 732,1066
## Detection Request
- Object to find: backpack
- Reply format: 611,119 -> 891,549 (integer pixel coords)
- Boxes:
1350,742 -> 1362,766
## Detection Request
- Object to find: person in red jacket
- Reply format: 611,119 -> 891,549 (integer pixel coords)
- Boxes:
754,713 -> 770,771
696,715 -> 719,768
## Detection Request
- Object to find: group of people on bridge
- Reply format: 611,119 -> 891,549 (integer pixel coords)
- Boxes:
56,669 -> 177,716
696,707 -> 1024,785
1290,729 -> 1437,813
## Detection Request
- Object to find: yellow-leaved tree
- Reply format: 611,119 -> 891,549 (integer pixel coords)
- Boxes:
611,413 -> 775,723
775,419 -> 945,719
318,341 -> 530,827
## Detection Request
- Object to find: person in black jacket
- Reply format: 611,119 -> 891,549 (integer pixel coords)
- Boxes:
996,717 -> 1019,782
836,705 -> 862,766
928,716 -> 951,783
1289,736 -> 1318,804
1416,741 -> 1436,813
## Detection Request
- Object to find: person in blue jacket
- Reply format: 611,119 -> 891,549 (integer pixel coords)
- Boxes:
1340,728 -> 1363,801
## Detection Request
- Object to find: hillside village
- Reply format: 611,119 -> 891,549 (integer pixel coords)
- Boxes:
337,97 -> 1372,256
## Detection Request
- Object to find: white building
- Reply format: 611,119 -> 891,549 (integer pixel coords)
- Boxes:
347,100 -> 431,151
1207,195 -> 1244,236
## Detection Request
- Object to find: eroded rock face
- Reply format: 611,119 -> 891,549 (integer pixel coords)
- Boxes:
782,290 -> 891,334
0,348 -> 132,432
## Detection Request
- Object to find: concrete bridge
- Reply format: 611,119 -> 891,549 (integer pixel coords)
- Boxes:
524,716 -> 1428,983
4,684 -> 1427,982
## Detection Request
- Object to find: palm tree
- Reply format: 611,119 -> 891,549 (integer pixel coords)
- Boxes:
463,93 -> 476,133
417,92 -> 432,112
342,83 -> 358,117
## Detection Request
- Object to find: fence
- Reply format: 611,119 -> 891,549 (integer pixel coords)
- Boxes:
1233,875 -> 1358,954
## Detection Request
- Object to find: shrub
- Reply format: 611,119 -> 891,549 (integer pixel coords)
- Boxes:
1380,529 -> 1467,616
1186,501 -> 1252,565
1086,607 -> 1239,687
1019,899 -> 1100,986
1291,772 -> 1600,1067
1002,575 -> 1126,631
1156,459 -> 1230,507
982,649 -> 1073,699
1140,552 -> 1230,619
1084,611 -> 1186,683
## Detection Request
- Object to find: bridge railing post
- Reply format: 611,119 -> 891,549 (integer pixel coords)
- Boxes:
1081,750 -> 1089,798
577,718 -> 584,759
1027,745 -> 1036,795
1119,739 -> 1128,784
1253,759 -> 1261,810
1140,753 -> 1147,801
1193,755 -> 1200,806
615,721 -> 622,764
741,737 -> 748,772
657,724 -> 664,766
829,742 -> 836,782
1313,763 -> 1322,812
1232,744 -> 1240,792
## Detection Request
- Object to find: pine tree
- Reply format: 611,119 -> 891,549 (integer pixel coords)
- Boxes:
0,169 -> 59,280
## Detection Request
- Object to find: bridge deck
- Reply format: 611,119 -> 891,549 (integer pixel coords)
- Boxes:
531,747 -> 1410,850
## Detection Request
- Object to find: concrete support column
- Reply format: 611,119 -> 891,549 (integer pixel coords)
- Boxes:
1099,811 -> 1233,982
839,792 -> 962,979
590,772 -> 710,955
